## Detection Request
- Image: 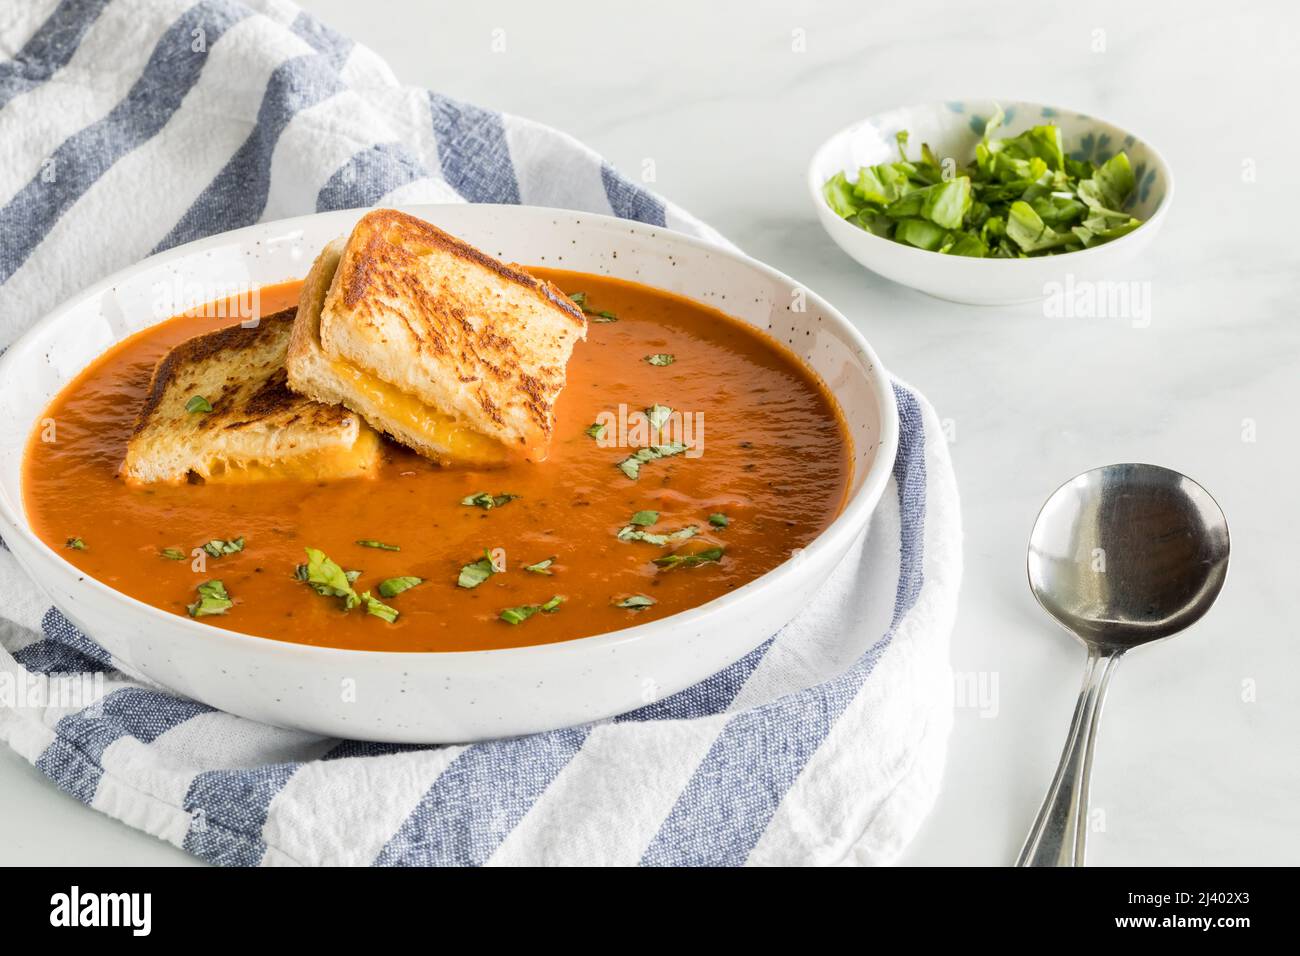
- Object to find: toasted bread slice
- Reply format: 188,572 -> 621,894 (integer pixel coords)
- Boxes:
121,309 -> 380,485
285,209 -> 587,466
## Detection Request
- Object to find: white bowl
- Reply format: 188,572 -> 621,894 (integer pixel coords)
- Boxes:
808,99 -> 1174,305
0,205 -> 898,743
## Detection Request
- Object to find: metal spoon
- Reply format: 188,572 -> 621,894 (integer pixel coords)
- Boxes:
1016,463 -> 1230,867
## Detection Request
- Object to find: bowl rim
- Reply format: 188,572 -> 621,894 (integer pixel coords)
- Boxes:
0,203 -> 899,661
806,96 -> 1176,267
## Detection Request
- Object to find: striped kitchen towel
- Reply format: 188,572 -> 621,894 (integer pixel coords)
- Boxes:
0,0 -> 961,865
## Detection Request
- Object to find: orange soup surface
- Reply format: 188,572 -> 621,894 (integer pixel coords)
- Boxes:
23,270 -> 852,651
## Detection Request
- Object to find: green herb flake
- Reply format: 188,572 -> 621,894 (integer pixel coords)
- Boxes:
584,422 -> 607,441
361,591 -> 399,624
499,605 -> 537,625
500,595 -> 563,624
617,441 -> 688,481
629,510 -> 659,526
708,513 -> 730,528
616,594 -> 656,610
457,551 -> 498,589
160,547 -> 187,561
645,353 -> 675,366
202,536 -> 245,559
65,537 -> 86,551
378,576 -> 423,598
822,110 -> 1144,258
617,523 -> 698,546
461,492 -> 520,510
523,558 -> 555,575
185,395 -> 213,414
566,291 -> 618,322
645,404 -> 672,431
187,579 -> 232,618
653,546 -> 725,570
356,539 -> 400,552
297,547 -> 360,609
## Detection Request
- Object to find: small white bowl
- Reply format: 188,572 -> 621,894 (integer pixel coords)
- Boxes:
808,99 -> 1173,305
0,204 -> 898,743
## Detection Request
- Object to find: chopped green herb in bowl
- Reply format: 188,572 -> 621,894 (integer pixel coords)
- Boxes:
809,99 -> 1173,304
823,106 -> 1142,258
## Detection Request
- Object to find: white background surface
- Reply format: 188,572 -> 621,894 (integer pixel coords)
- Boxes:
3,0 -> 1298,866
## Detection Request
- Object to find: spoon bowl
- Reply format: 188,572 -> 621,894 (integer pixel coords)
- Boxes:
1017,463 -> 1229,866
1027,463 -> 1230,650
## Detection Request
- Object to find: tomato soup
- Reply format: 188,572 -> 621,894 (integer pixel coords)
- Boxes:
22,271 -> 852,651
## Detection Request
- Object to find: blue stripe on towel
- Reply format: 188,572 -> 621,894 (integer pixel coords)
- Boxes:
153,14 -> 352,251
376,623 -> 780,865
0,1 -> 247,283
639,385 -> 927,866
322,740 -> 442,761
183,763 -> 299,866
0,0 -> 110,113
12,607 -> 114,675
616,637 -> 775,722
35,688 -> 212,805
428,92 -> 521,204
600,163 -> 666,226
286,9 -> 353,64
375,727 -> 587,866
316,143 -> 427,211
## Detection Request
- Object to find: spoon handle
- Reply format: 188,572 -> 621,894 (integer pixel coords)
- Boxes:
1015,647 -> 1122,866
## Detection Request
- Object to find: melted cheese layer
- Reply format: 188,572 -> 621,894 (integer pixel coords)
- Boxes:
326,359 -> 509,466
203,424 -> 381,483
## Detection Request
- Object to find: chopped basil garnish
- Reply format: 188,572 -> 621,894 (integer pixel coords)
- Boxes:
185,395 -> 213,414
523,558 -> 555,575
499,605 -> 536,625
618,442 -> 688,480
297,547 -> 360,609
160,547 -> 187,560
616,594 -> 656,610
378,576 -> 423,598
457,551 -> 497,589
709,513 -> 729,528
187,579 -> 232,617
65,537 -> 86,550
653,546 -> 725,570
629,510 -> 659,526
566,291 -> 618,322
617,521 -> 698,547
500,595 -> 564,625
646,404 -> 672,431
202,536 -> 245,558
645,354 -> 675,366
361,591 -> 399,623
584,422 -> 607,441
461,492 -> 519,510
356,539 -> 400,551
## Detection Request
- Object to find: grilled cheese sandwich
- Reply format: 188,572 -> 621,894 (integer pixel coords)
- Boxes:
121,309 -> 380,485
286,209 -> 587,466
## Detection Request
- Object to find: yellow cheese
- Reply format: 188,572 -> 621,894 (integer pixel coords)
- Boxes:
326,359 -> 509,466
203,424 -> 381,483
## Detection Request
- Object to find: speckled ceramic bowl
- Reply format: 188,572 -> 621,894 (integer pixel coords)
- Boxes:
809,99 -> 1173,305
0,205 -> 898,742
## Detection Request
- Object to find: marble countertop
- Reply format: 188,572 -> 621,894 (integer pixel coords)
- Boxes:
3,0 -> 1297,866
